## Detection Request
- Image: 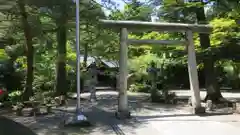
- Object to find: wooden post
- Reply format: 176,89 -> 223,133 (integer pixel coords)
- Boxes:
186,30 -> 205,114
116,28 -> 130,119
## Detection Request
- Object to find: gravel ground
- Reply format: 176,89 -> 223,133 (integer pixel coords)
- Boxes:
1,91 -> 240,135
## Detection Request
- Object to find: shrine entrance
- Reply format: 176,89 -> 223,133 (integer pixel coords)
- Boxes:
100,20 -> 212,119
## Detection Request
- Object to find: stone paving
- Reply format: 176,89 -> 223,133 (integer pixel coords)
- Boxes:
2,91 -> 240,135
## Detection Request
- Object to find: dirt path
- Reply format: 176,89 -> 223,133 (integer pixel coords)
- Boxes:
1,91 -> 240,135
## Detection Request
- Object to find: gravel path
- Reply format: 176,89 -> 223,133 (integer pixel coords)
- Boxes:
1,91 -> 240,135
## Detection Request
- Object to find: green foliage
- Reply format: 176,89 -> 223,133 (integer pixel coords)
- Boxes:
109,1 -> 152,21
219,60 -> 240,89
129,83 -> 150,93
128,53 -> 189,91
0,49 -> 8,60
210,18 -> 239,46
0,0 -> 239,104
8,90 -> 22,103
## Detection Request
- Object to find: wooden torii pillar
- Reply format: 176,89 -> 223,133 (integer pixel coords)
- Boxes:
100,20 -> 212,119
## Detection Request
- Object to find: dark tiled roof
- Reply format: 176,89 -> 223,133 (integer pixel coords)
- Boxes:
80,55 -> 118,68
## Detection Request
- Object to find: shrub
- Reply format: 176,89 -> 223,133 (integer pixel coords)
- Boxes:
128,53 -> 190,90
128,83 -> 150,93
8,90 -> 23,103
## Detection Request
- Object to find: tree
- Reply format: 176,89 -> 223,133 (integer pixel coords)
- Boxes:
154,0 -> 228,102
17,0 -> 34,100
109,0 -> 152,21
0,0 -> 239,106
0,0 -> 47,100
30,0 -> 105,95
194,0 -> 240,102
192,0 -> 222,102
55,2 -> 69,96
111,0 -> 239,100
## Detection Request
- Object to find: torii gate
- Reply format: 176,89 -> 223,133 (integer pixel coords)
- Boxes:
100,20 -> 212,119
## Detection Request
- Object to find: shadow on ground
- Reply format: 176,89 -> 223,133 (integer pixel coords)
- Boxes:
1,91 -> 239,135
0,116 -> 37,135
1,92 -> 150,135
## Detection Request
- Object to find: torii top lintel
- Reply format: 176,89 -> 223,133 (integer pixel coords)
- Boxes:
99,19 -> 212,33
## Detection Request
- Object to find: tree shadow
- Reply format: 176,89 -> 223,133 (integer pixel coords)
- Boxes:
20,91 -> 175,135
3,91 -> 238,135
0,116 -> 37,135
23,105 -> 144,135
7,94 -> 146,135
83,106 -> 143,135
91,92 -> 189,114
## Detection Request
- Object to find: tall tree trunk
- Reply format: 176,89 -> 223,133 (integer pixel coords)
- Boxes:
82,24 -> 90,91
83,23 -> 90,68
55,11 -> 67,96
83,43 -> 88,68
17,0 -> 34,101
194,1 -> 223,102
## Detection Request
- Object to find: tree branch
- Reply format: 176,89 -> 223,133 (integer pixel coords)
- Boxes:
42,28 -> 58,34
